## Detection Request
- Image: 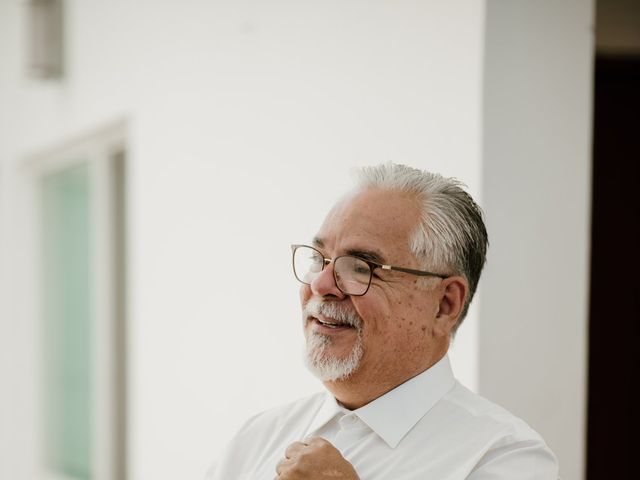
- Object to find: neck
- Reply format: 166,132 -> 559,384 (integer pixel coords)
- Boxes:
323,348 -> 448,410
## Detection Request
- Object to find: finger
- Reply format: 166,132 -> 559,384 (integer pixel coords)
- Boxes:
275,457 -> 289,475
284,441 -> 307,459
305,436 -> 332,447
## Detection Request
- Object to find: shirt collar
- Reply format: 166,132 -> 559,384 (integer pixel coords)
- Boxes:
306,391 -> 348,436
308,354 -> 456,448
355,354 -> 456,448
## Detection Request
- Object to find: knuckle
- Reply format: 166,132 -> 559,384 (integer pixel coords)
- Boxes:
312,437 -> 330,448
275,458 -> 289,474
290,464 -> 304,475
297,450 -> 310,461
317,442 -> 331,452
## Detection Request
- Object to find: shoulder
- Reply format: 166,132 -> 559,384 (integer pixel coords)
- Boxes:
443,382 -> 548,443
441,382 -> 559,478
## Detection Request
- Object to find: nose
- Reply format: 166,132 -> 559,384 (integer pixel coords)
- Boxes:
309,261 -> 347,299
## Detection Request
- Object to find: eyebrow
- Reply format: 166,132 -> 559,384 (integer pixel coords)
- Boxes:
345,248 -> 386,265
312,237 -> 386,264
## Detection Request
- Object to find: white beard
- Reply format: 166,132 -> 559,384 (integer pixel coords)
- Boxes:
302,299 -> 364,382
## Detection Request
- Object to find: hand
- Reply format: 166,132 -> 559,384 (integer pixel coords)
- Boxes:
275,437 -> 359,479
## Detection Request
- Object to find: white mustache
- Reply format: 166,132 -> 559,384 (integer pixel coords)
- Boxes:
303,298 -> 363,329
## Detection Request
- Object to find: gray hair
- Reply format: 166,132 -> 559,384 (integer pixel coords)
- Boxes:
355,163 -> 488,331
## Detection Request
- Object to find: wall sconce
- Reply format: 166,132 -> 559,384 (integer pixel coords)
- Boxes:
26,0 -> 64,79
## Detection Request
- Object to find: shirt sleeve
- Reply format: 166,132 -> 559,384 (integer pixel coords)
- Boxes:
467,438 -> 559,480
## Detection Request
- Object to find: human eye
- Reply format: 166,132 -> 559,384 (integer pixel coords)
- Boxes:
309,253 -> 323,267
346,259 -> 371,282
353,263 -> 370,275
309,252 -> 321,262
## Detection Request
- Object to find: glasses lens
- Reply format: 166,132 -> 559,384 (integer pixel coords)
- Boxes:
334,256 -> 371,295
293,246 -> 324,284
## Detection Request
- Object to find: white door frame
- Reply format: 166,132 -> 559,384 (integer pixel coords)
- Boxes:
22,120 -> 128,480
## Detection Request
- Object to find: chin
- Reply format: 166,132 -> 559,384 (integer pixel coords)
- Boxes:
303,331 -> 364,382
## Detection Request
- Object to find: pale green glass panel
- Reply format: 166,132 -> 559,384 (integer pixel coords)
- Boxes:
42,164 -> 92,479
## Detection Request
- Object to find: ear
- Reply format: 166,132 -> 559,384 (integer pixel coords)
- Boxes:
434,276 -> 468,337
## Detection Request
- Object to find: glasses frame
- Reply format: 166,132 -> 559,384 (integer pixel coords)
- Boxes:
291,244 -> 448,296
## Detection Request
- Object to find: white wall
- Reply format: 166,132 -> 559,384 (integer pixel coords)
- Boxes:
480,1 -> 593,480
0,1 -> 485,479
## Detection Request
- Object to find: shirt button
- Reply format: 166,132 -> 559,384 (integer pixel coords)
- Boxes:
342,414 -> 357,425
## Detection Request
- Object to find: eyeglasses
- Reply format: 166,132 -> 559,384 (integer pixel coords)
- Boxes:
291,244 -> 448,296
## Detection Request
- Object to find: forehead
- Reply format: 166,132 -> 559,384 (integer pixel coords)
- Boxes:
315,188 -> 421,260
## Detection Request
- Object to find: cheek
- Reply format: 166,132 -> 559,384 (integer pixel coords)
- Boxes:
393,292 -> 435,337
353,288 -> 434,339
299,285 -> 311,305
351,296 -> 390,336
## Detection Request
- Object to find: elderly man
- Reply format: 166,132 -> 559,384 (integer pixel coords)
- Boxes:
207,164 -> 558,479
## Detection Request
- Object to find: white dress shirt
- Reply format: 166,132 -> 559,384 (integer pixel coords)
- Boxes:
206,355 -> 558,479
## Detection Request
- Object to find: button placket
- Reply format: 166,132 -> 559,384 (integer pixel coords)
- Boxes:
333,414 -> 370,453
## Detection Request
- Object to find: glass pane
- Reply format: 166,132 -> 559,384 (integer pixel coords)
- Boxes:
42,164 -> 92,479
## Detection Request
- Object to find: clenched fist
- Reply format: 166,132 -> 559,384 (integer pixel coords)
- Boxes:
275,437 -> 359,479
